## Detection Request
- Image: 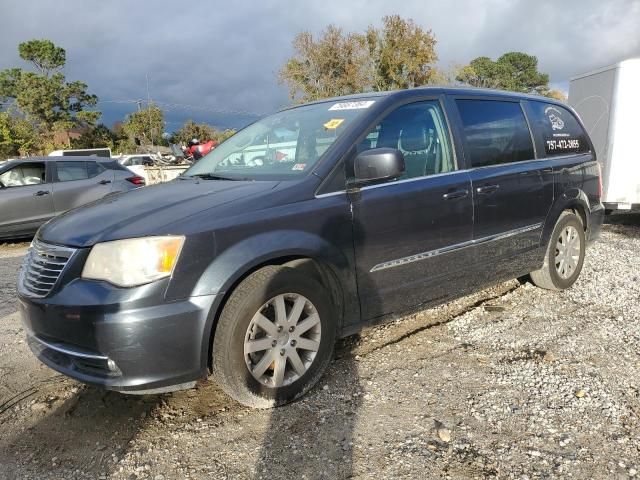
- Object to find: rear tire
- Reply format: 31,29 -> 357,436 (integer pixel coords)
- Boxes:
530,211 -> 585,290
211,265 -> 336,408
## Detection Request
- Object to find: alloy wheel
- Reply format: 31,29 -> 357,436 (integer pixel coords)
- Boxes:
243,293 -> 321,388
555,225 -> 581,279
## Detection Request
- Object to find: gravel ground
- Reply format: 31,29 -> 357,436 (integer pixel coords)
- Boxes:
0,215 -> 638,480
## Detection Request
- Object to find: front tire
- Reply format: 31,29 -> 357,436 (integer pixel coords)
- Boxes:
530,211 -> 586,290
211,265 -> 336,408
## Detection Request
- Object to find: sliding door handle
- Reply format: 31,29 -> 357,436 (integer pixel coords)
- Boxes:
442,188 -> 469,200
476,184 -> 500,194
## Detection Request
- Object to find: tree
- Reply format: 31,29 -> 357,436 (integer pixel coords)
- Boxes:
122,104 -> 165,147
546,89 -> 568,102
0,111 -> 39,158
366,15 -> 438,90
429,63 -> 466,86
173,120 -> 216,144
212,128 -> 236,143
71,124 -> 117,150
0,39 -> 100,142
279,15 -> 439,102
18,40 -> 65,77
172,120 -> 236,145
456,52 -> 552,95
279,25 -> 370,102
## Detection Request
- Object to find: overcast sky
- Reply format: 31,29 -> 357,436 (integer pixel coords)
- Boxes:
1,0 -> 639,130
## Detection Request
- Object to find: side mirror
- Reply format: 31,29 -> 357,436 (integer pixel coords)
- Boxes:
353,148 -> 405,185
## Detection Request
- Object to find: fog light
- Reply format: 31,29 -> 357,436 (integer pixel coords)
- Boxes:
107,359 -> 118,371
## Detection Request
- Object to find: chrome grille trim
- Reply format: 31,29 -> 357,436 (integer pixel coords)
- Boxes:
18,239 -> 77,298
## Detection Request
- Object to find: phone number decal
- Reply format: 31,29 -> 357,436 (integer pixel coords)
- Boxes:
546,139 -> 580,152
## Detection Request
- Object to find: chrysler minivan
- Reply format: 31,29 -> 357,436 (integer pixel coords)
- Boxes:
18,87 -> 604,407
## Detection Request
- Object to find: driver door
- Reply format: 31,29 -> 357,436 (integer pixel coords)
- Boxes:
349,100 -> 474,320
0,161 -> 55,237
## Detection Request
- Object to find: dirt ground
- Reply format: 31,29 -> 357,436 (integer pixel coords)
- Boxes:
1,214 -> 639,480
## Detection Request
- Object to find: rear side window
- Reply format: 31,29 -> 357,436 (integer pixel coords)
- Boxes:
56,161 -> 106,182
56,162 -> 88,182
456,99 -> 534,168
528,101 -> 589,156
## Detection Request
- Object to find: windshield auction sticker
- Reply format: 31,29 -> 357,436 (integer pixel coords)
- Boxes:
328,100 -> 375,111
323,118 -> 345,130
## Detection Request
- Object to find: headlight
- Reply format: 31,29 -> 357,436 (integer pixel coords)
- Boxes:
82,236 -> 185,287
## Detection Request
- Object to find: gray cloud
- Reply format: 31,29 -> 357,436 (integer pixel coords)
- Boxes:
1,0 -> 638,129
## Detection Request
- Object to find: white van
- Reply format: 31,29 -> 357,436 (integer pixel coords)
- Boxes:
569,58 -> 640,212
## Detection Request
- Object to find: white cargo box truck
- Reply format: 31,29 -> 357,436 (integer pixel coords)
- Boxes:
569,58 -> 640,212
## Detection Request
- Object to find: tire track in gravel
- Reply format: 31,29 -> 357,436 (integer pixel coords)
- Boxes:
0,244 -> 27,318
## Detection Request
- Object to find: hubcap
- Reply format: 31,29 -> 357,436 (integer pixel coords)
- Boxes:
555,225 -> 581,279
243,293 -> 321,388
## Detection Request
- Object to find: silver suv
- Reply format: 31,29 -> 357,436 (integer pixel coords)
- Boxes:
0,156 -> 144,239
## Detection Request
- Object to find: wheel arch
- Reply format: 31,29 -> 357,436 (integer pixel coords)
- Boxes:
193,230 -> 356,372
541,189 -> 591,247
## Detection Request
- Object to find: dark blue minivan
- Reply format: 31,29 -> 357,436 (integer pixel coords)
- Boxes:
18,87 -> 604,407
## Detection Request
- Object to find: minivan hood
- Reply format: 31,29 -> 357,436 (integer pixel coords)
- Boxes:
39,178 -> 280,247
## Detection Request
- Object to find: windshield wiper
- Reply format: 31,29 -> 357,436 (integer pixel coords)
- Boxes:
183,173 -> 238,181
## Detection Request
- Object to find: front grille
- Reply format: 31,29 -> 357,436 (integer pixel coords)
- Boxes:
18,239 -> 77,298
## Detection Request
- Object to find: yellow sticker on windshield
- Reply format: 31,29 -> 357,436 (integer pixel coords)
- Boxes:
323,118 -> 344,130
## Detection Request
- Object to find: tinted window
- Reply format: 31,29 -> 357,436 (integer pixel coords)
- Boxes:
528,101 -> 589,156
456,100 -> 534,168
56,162 -> 88,182
0,163 -> 45,187
352,100 -> 455,181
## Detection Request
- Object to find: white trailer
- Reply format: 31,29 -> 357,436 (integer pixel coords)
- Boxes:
569,58 -> 640,212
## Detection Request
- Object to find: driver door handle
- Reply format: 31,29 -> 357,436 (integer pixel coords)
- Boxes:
33,190 -> 50,196
98,179 -> 112,185
442,188 -> 469,200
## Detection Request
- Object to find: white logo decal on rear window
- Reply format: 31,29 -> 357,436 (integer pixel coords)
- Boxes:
545,106 -> 565,131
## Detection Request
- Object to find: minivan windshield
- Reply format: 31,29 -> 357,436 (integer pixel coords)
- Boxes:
183,98 -> 377,180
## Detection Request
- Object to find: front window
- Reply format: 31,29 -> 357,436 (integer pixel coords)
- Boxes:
0,162 -> 45,187
184,99 -> 377,180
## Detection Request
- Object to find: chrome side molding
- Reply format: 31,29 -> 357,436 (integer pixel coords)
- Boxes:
371,223 -> 543,272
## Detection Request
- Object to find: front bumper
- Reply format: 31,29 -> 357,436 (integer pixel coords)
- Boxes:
18,277 -> 218,393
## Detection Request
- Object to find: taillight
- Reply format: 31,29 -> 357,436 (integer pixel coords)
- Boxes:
126,176 -> 145,186
596,163 -> 603,199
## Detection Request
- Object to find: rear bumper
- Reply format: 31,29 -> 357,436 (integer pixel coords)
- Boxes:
18,278 -> 218,393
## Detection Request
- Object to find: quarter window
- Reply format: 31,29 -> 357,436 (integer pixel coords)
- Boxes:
87,161 -> 105,177
456,100 -> 534,168
528,101 -> 589,156
352,100 -> 455,181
